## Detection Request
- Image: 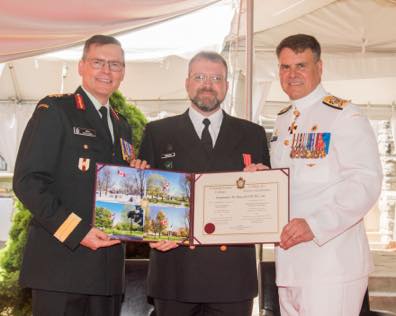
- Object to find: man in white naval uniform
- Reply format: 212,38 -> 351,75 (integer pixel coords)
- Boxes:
270,34 -> 382,315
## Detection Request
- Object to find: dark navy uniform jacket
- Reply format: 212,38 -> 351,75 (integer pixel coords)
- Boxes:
139,110 -> 270,302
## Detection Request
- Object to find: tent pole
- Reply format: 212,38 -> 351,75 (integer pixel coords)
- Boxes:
8,63 -> 22,103
245,0 -> 253,121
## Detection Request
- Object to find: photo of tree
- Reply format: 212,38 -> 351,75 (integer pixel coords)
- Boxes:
94,164 -> 190,242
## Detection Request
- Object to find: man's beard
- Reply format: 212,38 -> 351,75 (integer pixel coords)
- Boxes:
190,88 -> 223,112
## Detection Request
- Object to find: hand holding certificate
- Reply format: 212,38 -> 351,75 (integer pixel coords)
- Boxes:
93,163 -> 289,245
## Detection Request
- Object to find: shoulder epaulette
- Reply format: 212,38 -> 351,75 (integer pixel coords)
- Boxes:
47,93 -> 74,98
37,93 -> 73,111
277,105 -> 292,115
37,103 -> 50,110
44,93 -> 86,111
322,95 -> 349,110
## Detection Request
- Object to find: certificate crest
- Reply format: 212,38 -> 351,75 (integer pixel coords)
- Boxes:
236,177 -> 246,189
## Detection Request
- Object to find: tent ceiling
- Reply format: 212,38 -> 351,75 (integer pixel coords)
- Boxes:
228,0 -> 396,106
0,0 -> 233,103
251,0 -> 396,53
0,0 -> 221,62
1,0 -> 396,112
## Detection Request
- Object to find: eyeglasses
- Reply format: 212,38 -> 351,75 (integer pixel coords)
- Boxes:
190,73 -> 224,83
85,58 -> 125,72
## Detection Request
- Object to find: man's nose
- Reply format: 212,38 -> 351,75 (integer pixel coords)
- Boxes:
288,67 -> 297,78
201,78 -> 213,87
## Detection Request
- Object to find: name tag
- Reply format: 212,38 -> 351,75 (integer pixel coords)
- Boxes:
73,127 -> 96,137
161,152 -> 176,159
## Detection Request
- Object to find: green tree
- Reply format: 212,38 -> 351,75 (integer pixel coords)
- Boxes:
95,207 -> 114,230
0,91 -> 147,315
153,211 -> 168,238
110,90 -> 147,154
147,173 -> 167,200
0,200 -> 32,316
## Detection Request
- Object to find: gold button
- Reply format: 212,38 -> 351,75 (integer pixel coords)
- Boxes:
284,140 -> 289,146
220,245 -> 227,252
83,144 -> 89,150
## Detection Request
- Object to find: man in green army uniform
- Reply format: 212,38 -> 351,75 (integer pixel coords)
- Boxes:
13,35 -> 133,316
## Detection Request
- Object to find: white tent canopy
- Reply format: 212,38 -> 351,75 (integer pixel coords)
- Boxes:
2,0 -> 396,106
0,0 -> 234,108
0,0 -> 221,62
0,0 -> 235,172
1,0 -> 396,172
229,0 -> 396,121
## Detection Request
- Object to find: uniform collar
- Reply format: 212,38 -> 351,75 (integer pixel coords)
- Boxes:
81,86 -> 110,111
291,84 -> 327,110
188,105 -> 223,135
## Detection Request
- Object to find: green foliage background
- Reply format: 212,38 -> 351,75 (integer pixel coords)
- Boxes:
110,90 -> 147,154
0,91 -> 147,315
0,200 -> 32,316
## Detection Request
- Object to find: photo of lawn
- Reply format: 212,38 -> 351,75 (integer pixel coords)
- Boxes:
94,164 -> 190,242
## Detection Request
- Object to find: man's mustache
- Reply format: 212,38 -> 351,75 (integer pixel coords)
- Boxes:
197,88 -> 217,95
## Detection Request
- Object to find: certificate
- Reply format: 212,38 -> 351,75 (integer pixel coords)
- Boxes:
93,163 -> 289,245
192,169 -> 289,244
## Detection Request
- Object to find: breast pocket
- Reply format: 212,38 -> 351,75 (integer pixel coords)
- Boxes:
69,136 -> 105,175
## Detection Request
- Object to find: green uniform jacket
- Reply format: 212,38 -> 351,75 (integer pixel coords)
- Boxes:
13,87 -> 132,295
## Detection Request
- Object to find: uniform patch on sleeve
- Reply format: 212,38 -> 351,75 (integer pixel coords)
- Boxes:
54,212 -> 82,242
322,95 -> 349,110
277,105 -> 292,115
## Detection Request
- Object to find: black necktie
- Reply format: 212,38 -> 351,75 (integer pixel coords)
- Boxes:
99,106 -> 112,141
201,118 -> 213,152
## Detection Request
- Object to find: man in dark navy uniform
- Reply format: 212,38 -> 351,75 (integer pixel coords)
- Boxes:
138,51 -> 270,316
13,35 -> 133,316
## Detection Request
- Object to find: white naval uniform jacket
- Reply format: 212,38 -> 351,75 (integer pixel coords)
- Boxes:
271,84 -> 383,286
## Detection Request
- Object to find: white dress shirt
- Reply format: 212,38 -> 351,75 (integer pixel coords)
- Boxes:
188,106 -> 223,147
82,86 -> 114,142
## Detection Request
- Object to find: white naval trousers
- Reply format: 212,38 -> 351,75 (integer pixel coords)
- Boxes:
278,277 -> 368,316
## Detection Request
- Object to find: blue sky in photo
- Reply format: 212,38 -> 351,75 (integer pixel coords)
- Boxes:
97,165 -> 189,196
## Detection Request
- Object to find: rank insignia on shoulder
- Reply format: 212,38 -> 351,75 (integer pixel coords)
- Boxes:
74,93 -> 86,111
47,93 -> 73,98
322,95 -> 349,110
278,105 -> 292,115
37,103 -> 49,110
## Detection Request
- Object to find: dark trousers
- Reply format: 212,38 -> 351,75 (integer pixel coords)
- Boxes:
153,298 -> 253,316
32,289 -> 122,316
